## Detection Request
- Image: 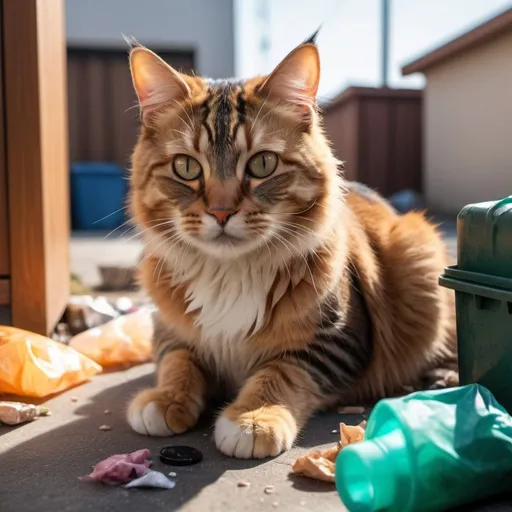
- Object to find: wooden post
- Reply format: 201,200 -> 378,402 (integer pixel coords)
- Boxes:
2,0 -> 70,334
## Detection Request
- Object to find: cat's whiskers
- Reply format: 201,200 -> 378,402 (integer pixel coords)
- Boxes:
264,201 -> 320,217
152,231 -> 186,283
156,233 -> 191,285
129,219 -> 176,241
170,128 -> 192,139
137,227 -> 180,272
250,96 -> 269,135
171,98 -> 195,133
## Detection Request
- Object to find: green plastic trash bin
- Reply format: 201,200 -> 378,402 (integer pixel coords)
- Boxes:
439,196 -> 512,413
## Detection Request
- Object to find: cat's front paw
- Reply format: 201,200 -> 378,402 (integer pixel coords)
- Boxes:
214,405 -> 297,459
128,388 -> 202,436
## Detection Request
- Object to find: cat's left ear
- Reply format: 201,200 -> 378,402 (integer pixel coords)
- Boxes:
258,43 -> 320,118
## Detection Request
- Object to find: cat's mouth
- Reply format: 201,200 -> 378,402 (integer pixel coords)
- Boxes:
213,232 -> 244,245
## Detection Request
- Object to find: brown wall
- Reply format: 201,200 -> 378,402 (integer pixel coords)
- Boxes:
67,48 -> 194,169
323,87 -> 423,197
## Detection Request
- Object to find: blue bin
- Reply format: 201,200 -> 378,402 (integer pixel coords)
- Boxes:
70,162 -> 127,231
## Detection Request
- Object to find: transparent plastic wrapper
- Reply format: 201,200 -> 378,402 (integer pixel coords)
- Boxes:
65,295 -> 119,335
0,326 -> 102,398
69,308 -> 154,367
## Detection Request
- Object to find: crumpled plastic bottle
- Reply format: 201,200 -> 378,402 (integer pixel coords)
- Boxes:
335,384 -> 512,512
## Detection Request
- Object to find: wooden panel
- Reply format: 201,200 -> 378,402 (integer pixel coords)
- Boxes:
37,0 -> 70,331
3,0 -> 69,334
359,98 -> 390,195
392,99 -> 423,193
323,100 -> 359,181
0,279 -> 10,305
67,48 -> 194,169
323,86 -> 422,197
0,10 -> 9,276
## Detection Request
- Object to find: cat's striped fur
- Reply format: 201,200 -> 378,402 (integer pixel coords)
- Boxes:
127,40 -> 457,458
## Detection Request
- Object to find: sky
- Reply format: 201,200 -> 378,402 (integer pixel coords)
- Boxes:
234,0 -> 512,100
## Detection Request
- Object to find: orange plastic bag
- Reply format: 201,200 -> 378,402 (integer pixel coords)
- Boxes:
69,309 -> 153,367
0,326 -> 102,398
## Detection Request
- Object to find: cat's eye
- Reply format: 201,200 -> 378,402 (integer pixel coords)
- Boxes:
246,151 -> 278,179
173,155 -> 202,181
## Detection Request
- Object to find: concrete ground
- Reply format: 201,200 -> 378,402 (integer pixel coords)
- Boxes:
3,216 -> 510,511
1,364 -> 511,512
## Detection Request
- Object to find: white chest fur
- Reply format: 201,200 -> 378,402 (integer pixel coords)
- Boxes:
163,248 -> 277,336
169,253 -> 280,382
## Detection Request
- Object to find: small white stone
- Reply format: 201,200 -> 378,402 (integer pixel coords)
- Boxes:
168,472 -> 177,477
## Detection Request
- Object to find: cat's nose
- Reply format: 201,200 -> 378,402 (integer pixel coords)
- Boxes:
206,208 -> 238,226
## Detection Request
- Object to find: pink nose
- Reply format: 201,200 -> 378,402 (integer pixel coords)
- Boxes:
207,208 -> 237,226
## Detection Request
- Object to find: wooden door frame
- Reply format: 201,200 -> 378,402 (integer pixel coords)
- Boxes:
2,0 -> 69,334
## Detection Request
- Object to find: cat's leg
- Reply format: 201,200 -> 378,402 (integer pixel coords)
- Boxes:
214,362 -> 322,459
128,348 -> 206,436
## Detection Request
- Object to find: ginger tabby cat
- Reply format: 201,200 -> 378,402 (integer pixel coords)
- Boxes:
126,37 -> 457,458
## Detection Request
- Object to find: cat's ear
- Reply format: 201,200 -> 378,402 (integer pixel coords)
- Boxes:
129,46 -> 191,124
258,43 -> 320,118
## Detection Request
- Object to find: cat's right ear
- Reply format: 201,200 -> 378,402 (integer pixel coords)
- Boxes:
129,46 -> 191,124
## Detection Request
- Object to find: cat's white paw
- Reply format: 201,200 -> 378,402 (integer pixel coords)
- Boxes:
215,416 -> 256,458
214,406 -> 296,459
128,401 -> 174,436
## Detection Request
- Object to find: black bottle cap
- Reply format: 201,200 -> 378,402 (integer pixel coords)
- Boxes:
159,445 -> 203,466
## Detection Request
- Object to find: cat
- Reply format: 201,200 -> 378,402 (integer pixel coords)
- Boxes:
126,38 -> 457,459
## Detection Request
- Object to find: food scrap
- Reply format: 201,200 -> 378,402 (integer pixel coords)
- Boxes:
291,422 -> 366,483
125,471 -> 176,489
0,401 -> 51,426
98,424 -> 112,431
80,449 -> 152,485
78,448 -> 175,489
264,485 -> 275,494
237,481 -> 250,488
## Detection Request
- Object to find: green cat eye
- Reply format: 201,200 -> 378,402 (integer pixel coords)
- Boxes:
173,155 -> 202,181
246,151 -> 278,179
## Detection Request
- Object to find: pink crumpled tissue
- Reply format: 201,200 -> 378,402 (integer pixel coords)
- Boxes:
79,449 -> 175,489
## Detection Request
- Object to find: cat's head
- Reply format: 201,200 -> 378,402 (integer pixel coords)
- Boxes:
129,40 -> 342,260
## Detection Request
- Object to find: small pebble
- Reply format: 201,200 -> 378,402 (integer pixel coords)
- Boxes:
168,472 -> 177,477
337,406 -> 365,415
71,396 -> 78,403
272,501 -> 279,508
264,485 -> 275,494
104,409 -> 111,415
98,424 -> 112,431
237,481 -> 250,488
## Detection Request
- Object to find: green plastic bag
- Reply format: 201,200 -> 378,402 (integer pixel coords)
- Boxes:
336,384 -> 512,511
